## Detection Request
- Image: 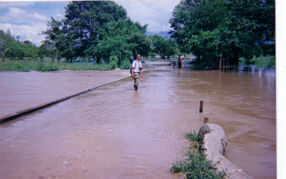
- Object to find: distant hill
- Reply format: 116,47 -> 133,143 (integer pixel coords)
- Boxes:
145,31 -> 171,38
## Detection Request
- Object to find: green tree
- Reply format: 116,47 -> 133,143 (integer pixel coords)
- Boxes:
22,40 -> 39,59
170,0 -> 275,68
5,41 -> 25,60
38,40 -> 58,61
93,18 -> 150,66
44,1 -> 127,63
149,35 -> 178,59
0,30 -> 15,62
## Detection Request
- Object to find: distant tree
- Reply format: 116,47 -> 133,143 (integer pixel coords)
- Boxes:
0,30 -> 40,60
5,41 -> 25,60
38,40 -> 58,61
0,30 -> 14,62
22,41 -> 39,59
149,35 -> 178,59
0,39 -> 8,62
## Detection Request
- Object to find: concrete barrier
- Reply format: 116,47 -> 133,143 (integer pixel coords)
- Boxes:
199,123 -> 253,179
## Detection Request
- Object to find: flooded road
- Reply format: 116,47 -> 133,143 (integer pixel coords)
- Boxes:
0,64 -> 276,178
0,69 -> 129,118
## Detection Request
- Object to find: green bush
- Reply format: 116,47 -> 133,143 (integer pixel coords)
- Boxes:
109,55 -> 119,70
254,55 -> 275,68
36,63 -> 59,72
239,55 -> 275,68
119,59 -> 131,69
171,131 -> 226,179
171,152 -> 225,179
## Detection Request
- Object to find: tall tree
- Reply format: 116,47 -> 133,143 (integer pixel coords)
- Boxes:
44,1 -> 127,63
93,18 -> 150,66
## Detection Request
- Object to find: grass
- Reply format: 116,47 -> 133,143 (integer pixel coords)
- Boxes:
0,60 -> 120,72
170,131 -> 227,179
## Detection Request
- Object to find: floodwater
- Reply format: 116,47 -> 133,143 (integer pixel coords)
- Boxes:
0,69 -> 129,118
0,63 -> 276,178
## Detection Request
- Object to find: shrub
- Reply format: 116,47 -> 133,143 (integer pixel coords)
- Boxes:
119,59 -> 131,69
109,55 -> 119,70
171,131 -> 226,179
36,63 -> 59,71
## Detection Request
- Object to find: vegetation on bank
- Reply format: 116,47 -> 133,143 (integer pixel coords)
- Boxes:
0,59 -> 126,72
239,55 -> 275,68
170,131 -> 226,178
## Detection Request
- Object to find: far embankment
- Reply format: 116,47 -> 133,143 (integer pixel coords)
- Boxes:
0,59 -> 123,72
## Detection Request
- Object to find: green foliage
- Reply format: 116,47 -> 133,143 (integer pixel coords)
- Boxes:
94,18 -> 150,65
44,1 -> 128,63
148,35 -> 178,59
108,55 -> 118,70
43,1 -> 151,67
170,0 -> 275,68
36,63 -> 59,72
186,132 -> 203,144
120,60 -> 131,69
239,55 -> 275,68
171,131 -> 226,178
0,60 -> 30,72
0,60 -> 122,72
0,30 -> 40,61
171,152 -> 226,179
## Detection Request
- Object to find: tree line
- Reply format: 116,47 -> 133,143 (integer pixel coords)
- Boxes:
0,0 -> 275,69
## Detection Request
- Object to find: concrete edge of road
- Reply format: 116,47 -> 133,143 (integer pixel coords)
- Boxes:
200,123 -> 253,179
0,73 -> 137,125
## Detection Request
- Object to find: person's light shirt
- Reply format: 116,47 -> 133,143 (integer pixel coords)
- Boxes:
132,60 -> 142,73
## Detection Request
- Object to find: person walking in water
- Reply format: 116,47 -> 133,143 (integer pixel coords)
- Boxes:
131,54 -> 143,90
178,55 -> 183,69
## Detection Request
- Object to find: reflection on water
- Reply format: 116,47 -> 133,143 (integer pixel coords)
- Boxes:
0,64 -> 275,178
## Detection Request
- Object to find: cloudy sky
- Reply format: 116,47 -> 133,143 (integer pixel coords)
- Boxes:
0,0 -> 180,46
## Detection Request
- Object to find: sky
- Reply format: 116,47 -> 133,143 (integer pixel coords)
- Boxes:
0,0 -> 180,46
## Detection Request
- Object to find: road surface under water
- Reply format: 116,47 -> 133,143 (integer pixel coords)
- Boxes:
0,63 -> 276,178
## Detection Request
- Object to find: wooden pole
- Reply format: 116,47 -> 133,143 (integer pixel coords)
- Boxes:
219,57 -> 222,70
199,100 -> 203,113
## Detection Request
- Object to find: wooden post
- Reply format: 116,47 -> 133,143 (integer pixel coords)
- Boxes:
199,100 -> 203,113
222,58 -> 225,70
219,57 -> 222,70
204,117 -> 209,124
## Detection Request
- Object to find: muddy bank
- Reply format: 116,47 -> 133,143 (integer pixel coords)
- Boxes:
0,69 -> 129,118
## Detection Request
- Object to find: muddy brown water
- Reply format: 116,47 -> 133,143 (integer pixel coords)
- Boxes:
0,64 -> 276,178
0,70 -> 129,118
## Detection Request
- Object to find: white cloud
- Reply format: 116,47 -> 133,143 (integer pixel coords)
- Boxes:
116,0 -> 180,32
0,7 -> 49,23
0,23 -> 46,46
0,2 -> 35,9
0,6 -> 50,46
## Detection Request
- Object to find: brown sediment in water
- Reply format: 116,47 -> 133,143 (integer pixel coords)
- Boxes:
0,69 -> 129,118
0,65 -> 276,178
